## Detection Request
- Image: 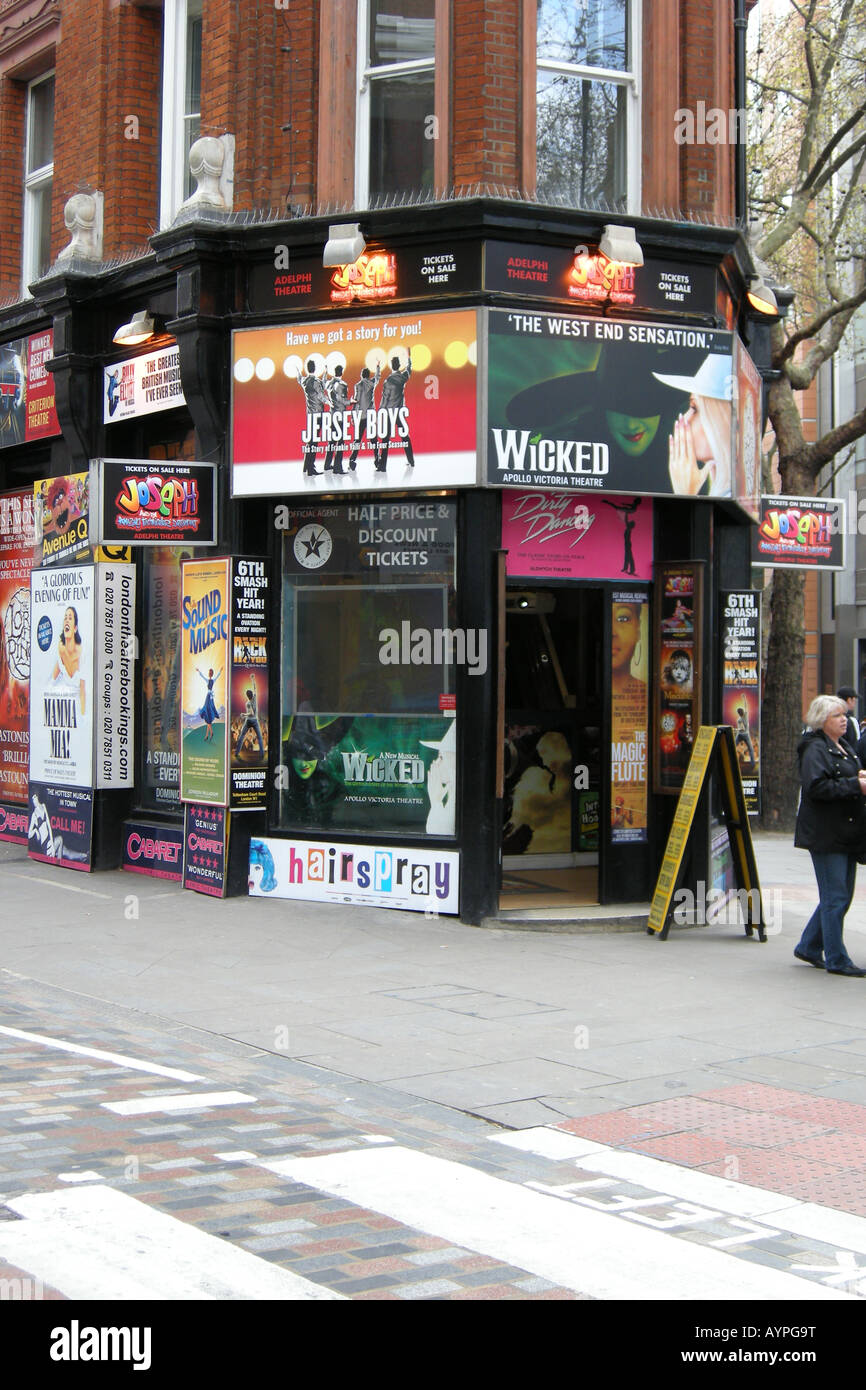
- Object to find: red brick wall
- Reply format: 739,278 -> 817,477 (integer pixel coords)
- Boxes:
0,76 -> 26,296
453,0 -> 521,190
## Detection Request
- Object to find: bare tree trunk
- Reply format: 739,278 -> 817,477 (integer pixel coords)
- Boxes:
761,567 -> 805,829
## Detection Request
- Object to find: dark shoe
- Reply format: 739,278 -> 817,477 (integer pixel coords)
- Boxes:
827,963 -> 866,977
794,948 -> 824,969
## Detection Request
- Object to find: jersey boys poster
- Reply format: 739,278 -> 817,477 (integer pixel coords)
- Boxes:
180,558 -> 230,806
231,308 -> 478,495
0,489 -> 35,814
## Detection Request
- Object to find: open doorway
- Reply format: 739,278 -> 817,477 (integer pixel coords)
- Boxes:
501,586 -> 603,910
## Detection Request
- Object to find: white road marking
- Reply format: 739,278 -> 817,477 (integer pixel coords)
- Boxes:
495,1127 -> 866,1261
0,1025 -> 202,1082
57,1171 -> 102,1183
257,1145 -> 851,1301
102,1091 -> 255,1116
0,1185 -> 343,1301
493,1128 -> 799,1219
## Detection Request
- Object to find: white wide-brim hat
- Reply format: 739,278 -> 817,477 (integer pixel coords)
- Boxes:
420,721 -> 457,756
653,353 -> 733,401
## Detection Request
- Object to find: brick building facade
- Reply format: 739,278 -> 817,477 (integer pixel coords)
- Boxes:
0,1 -> 771,925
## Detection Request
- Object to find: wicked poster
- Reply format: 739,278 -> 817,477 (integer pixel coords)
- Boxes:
231,308 -> 478,495
721,590 -> 761,814
279,714 -> 456,838
0,489 -> 35,818
610,591 -> 649,842
180,558 -> 230,806
487,310 -> 734,499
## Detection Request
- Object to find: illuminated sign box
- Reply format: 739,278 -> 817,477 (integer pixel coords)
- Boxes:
90,459 -> 217,547
752,495 -> 846,570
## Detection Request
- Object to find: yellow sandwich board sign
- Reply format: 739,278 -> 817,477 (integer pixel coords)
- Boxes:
648,724 -> 764,941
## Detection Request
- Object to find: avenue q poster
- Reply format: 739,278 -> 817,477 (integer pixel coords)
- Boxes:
486,309 -> 735,499
231,308 -> 478,495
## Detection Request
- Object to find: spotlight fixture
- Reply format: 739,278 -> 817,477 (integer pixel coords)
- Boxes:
746,275 -> 779,317
322,223 -> 366,268
112,310 -> 156,346
599,223 -> 644,267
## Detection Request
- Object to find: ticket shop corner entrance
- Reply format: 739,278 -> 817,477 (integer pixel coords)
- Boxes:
500,585 -> 604,912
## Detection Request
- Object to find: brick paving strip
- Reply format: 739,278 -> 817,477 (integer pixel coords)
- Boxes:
554,1082 -> 866,1214
0,974 -> 582,1301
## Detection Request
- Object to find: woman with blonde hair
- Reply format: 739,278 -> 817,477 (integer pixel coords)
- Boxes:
654,354 -> 734,497
793,694 -> 866,976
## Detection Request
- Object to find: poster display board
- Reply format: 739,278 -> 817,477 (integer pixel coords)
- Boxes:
91,458 -> 216,547
0,489 -> 36,824
732,337 -> 762,522
654,562 -> 703,794
94,563 -> 135,789
104,345 -> 184,422
141,550 -> 184,812
248,836 -> 459,914
720,590 -> 761,815
610,590 -> 649,841
34,473 -> 91,568
183,803 -> 229,897
648,725 -> 763,940
180,557 -> 231,806
229,560 -> 269,809
752,495 -> 846,570
502,491 -> 652,582
0,330 -> 60,449
122,819 -> 184,882
231,308 -> 479,495
486,310 -> 735,498
26,782 -> 93,871
30,566 -> 96,789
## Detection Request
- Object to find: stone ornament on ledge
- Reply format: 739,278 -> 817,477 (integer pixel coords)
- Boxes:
54,190 -> 104,266
175,135 -> 235,221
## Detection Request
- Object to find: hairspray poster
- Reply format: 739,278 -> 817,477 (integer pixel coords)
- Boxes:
180,558 -> 230,806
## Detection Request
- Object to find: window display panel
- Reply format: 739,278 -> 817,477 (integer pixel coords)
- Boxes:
278,500 -> 458,838
140,549 -> 183,812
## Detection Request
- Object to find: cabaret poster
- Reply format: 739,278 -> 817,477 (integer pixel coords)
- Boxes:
610,591 -> 649,842
180,557 -> 230,806
0,489 -> 35,812
487,309 -> 735,498
231,308 -> 479,495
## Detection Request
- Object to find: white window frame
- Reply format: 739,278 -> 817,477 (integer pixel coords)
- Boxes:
536,0 -> 641,214
355,0 -> 437,209
160,0 -> 203,228
22,71 -> 55,295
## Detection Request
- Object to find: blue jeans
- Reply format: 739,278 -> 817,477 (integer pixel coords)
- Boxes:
797,852 -> 858,970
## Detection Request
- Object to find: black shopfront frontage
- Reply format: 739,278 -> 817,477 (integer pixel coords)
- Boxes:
0,202 -> 765,924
